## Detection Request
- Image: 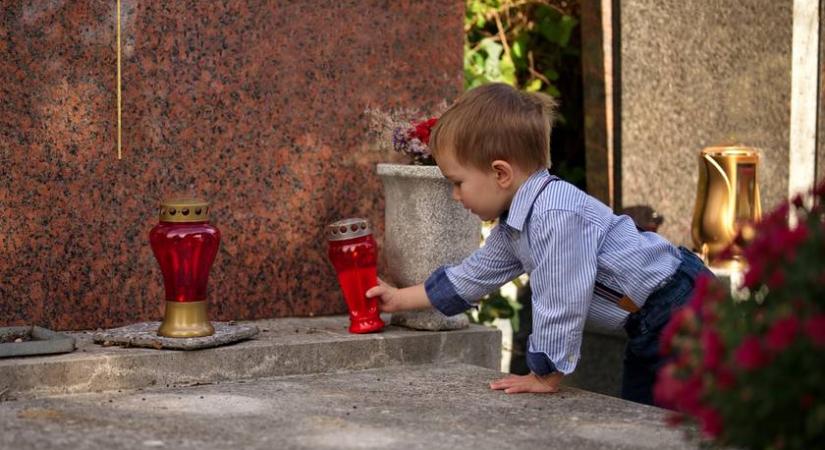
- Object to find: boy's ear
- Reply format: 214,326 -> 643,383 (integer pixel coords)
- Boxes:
490,160 -> 514,188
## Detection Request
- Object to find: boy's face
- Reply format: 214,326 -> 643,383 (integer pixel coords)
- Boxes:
436,149 -> 512,221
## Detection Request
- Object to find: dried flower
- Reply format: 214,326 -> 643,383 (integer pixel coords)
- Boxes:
392,117 -> 438,165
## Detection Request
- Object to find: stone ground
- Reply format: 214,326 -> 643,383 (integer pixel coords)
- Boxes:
0,317 -> 696,449
0,363 -> 694,450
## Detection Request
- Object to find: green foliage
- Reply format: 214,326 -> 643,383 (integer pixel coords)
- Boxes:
468,275 -> 524,332
464,0 -> 579,98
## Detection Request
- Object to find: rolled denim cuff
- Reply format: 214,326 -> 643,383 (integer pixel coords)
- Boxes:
526,350 -> 558,376
424,266 -> 472,316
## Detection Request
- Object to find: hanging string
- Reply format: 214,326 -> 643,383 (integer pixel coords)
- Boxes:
116,0 -> 122,159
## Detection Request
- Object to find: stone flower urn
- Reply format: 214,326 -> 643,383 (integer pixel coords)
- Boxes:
377,163 -> 481,330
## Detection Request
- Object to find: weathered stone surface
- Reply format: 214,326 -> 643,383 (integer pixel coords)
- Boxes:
0,363 -> 696,450
377,164 -> 481,331
92,322 -> 259,350
567,329 -> 627,398
619,0 -> 792,245
0,316 -> 500,399
390,310 -> 469,331
0,1 -> 465,330
0,327 -> 76,358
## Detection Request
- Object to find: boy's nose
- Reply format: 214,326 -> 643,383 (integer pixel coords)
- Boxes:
451,187 -> 461,202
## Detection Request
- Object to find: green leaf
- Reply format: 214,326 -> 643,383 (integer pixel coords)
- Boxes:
512,39 -> 524,60
525,78 -> 543,92
499,54 -> 516,85
556,15 -> 578,47
544,69 -> 559,81
537,14 -> 578,47
545,84 -> 561,97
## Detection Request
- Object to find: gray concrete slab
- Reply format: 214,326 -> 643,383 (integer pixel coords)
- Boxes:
0,316 -> 500,399
0,363 -> 695,450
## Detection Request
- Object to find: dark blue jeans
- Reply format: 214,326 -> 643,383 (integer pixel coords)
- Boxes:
621,247 -> 714,405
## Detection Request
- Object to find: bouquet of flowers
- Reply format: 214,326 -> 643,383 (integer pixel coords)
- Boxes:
654,181 -> 825,449
392,117 -> 438,165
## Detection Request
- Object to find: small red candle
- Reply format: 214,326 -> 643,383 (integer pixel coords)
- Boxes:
149,198 -> 220,338
327,218 -> 385,334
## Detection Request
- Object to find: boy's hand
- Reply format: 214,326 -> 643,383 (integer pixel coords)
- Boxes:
489,372 -> 563,394
366,278 -> 430,312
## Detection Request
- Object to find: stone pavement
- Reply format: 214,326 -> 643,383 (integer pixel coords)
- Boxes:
0,316 -> 696,449
0,363 -> 694,450
0,316 -> 499,399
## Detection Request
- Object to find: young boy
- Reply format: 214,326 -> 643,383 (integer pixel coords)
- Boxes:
366,83 -> 713,405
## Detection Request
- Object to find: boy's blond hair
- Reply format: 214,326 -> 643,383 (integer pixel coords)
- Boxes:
430,83 -> 558,172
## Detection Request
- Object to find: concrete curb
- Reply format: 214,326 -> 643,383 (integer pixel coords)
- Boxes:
0,316 -> 500,400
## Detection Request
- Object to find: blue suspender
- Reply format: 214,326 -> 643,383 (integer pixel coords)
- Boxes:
525,172 -> 639,313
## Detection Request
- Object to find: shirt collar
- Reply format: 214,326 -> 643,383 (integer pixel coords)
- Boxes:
502,169 -> 552,232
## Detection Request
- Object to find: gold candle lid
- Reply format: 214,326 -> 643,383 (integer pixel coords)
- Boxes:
701,145 -> 759,157
159,198 -> 210,223
327,218 -> 372,241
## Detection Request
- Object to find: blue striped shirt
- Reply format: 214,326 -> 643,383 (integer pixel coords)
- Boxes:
425,169 -> 681,375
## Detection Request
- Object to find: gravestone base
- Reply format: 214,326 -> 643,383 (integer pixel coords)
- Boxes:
93,322 -> 259,350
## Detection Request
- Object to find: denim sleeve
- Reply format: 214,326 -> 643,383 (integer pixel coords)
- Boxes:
424,266 -> 472,316
424,223 -> 524,316
526,350 -> 557,375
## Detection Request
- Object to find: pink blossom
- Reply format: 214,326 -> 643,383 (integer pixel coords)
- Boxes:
660,309 -> 687,355
665,412 -> 685,427
803,315 -> 825,347
765,316 -> 799,352
653,363 -> 681,407
715,366 -> 736,390
674,375 -> 703,415
767,270 -> 785,289
697,407 -> 724,438
701,330 -> 724,370
743,261 -> 764,289
734,336 -> 770,370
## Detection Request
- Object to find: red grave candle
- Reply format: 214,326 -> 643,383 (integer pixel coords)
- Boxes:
149,198 -> 220,338
327,218 -> 385,334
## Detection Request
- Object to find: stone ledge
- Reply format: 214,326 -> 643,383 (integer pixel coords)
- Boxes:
0,316 -> 500,399
0,363 -> 694,450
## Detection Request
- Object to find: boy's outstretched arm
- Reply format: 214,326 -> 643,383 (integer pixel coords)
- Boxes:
490,372 -> 564,394
366,278 -> 432,312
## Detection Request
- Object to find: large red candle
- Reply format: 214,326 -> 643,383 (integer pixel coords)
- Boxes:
327,218 -> 385,334
149,198 -> 220,338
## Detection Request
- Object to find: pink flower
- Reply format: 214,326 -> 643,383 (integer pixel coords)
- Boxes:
715,366 -> 736,390
665,412 -> 685,427
701,330 -> 724,370
675,375 -> 703,415
767,270 -> 785,289
653,364 -> 681,407
734,336 -> 770,370
697,407 -> 724,438
765,316 -> 799,352
697,407 -> 723,439
743,261 -> 764,289
803,315 -> 825,347
660,309 -> 686,355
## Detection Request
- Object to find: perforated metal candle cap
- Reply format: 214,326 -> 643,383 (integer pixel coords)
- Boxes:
158,198 -> 210,223
327,218 -> 372,241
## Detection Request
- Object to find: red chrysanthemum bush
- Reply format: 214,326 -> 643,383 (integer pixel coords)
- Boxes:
655,181 -> 825,449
